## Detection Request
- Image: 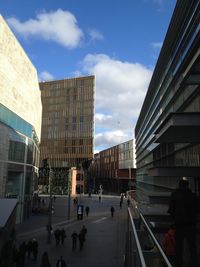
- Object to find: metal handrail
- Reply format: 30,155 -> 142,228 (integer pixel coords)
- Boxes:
128,207 -> 147,267
127,190 -> 172,267
139,212 -> 172,267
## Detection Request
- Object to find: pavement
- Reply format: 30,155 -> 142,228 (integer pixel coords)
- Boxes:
15,194 -> 128,267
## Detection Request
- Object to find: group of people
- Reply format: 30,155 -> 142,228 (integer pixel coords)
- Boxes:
40,253 -> 66,267
54,228 -> 66,246
71,225 -> 88,251
0,238 -> 39,267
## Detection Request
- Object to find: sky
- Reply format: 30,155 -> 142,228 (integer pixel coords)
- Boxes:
0,0 -> 176,153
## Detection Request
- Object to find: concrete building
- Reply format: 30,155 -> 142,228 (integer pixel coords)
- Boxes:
39,76 -> 95,194
135,0 -> 200,209
0,15 -> 42,222
88,139 -> 136,194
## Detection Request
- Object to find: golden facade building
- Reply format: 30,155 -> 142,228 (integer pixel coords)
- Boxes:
39,76 -> 95,192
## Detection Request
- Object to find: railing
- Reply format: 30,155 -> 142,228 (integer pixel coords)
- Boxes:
125,191 -> 172,267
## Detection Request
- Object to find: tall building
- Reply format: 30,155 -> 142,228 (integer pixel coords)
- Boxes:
0,15 -> 42,222
135,0 -> 200,210
39,76 -> 95,193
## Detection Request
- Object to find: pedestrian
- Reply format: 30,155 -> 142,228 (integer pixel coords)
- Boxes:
40,251 -> 51,267
99,195 -> 101,203
53,195 -> 56,202
111,206 -> 115,217
19,241 -> 26,266
54,229 -> 61,246
127,198 -> 130,206
163,225 -> 176,265
119,200 -> 122,209
85,206 -> 90,216
60,228 -> 66,245
32,238 -> 38,261
78,231 -> 84,250
168,177 -> 198,267
26,239 -> 32,259
71,231 -> 78,251
81,225 -> 87,242
56,256 -> 66,267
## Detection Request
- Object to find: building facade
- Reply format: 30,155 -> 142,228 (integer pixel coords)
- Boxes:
0,15 -> 42,222
39,76 -> 95,193
135,0 -> 200,208
88,139 -> 136,194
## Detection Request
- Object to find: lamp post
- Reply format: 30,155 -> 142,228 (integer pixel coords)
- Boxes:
43,158 -> 53,244
67,169 -> 71,220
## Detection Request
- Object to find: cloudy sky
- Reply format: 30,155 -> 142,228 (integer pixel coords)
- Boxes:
0,0 -> 176,152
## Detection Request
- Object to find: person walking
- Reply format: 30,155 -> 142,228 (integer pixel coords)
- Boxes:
81,225 -> 87,242
32,238 -> 38,261
78,231 -> 84,250
60,229 -> 66,245
71,231 -> 78,251
40,251 -> 51,267
119,200 -> 122,209
110,206 -> 115,218
168,178 -> 198,267
56,256 -> 66,267
54,229 -> 61,246
85,206 -> 90,216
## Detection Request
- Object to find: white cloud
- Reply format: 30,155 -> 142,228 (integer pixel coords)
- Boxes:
152,42 -> 163,49
39,71 -> 54,81
7,9 -> 83,48
81,53 -> 153,149
95,130 -> 130,148
87,28 -> 104,41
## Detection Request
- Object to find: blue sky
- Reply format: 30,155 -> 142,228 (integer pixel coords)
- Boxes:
0,0 -> 176,152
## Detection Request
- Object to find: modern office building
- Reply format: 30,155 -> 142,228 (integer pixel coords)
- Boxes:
39,76 -> 95,193
135,0 -> 200,210
88,139 -> 136,194
0,15 -> 42,222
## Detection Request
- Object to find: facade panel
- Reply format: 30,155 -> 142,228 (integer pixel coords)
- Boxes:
135,0 -> 200,207
0,15 -> 42,222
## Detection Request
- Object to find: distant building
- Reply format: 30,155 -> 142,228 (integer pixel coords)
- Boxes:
39,76 -> 95,193
135,0 -> 200,210
0,15 -> 42,222
88,139 -> 136,194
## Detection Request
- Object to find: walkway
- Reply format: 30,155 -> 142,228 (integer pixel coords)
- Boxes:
16,194 -> 128,267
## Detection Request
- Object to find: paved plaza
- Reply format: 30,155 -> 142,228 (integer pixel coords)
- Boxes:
16,194 -> 128,267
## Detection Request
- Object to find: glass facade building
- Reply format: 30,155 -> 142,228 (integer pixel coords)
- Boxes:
135,0 -> 200,208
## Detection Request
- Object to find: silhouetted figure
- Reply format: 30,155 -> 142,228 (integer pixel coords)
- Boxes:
71,231 -> 78,251
127,198 -> 130,206
111,206 -> 115,217
81,225 -> 87,242
40,251 -> 51,267
168,178 -> 198,267
85,206 -> 90,216
78,232 -> 84,250
119,200 -> 122,209
163,225 -> 176,265
60,228 -> 66,245
54,229 -> 61,246
32,238 -> 38,261
53,195 -> 56,202
56,256 -> 66,267
19,241 -> 26,266
26,239 -> 33,259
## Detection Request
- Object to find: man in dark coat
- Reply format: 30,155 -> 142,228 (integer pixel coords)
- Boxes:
168,178 -> 198,267
56,256 -> 66,267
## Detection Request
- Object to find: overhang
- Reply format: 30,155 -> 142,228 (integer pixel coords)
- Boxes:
148,166 -> 200,177
155,112 -> 200,143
